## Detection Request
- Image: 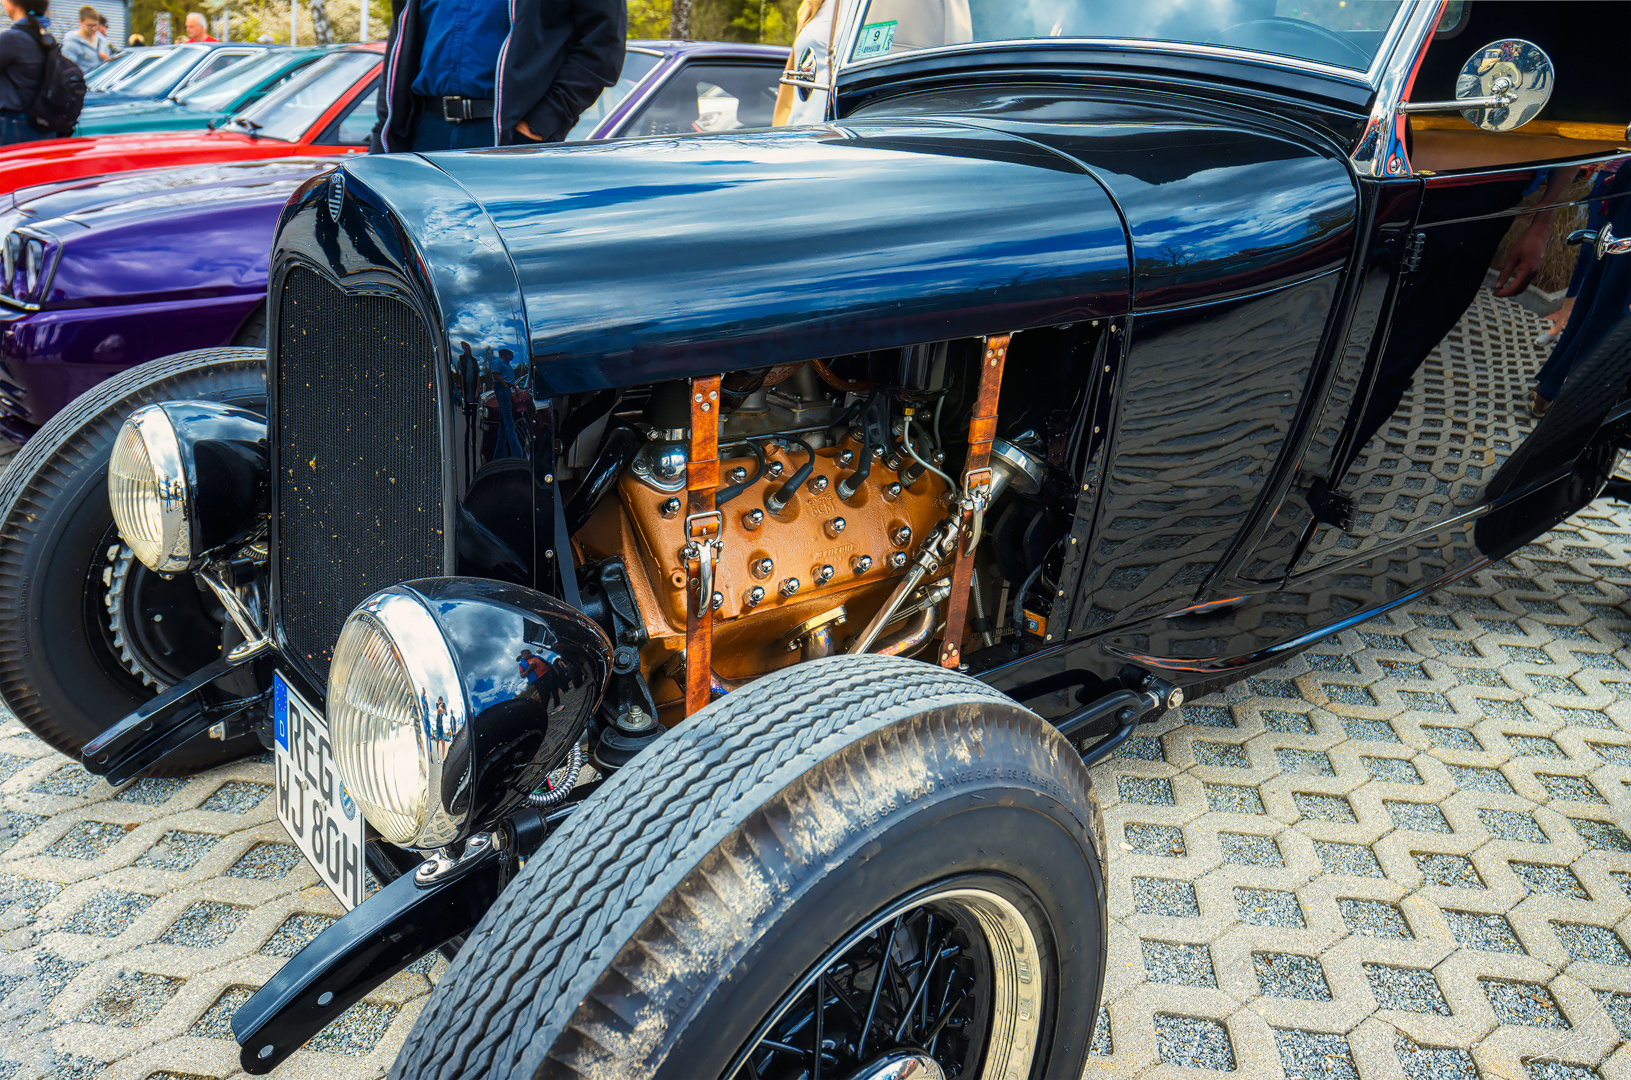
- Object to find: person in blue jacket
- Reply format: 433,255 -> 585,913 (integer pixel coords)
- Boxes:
371,0 -> 625,153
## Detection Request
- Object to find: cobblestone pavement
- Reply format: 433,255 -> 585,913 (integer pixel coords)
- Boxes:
2,495 -> 1631,1077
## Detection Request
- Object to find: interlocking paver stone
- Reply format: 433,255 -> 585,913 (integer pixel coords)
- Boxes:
1142,940 -> 1216,987
134,829 -> 220,871
1527,1065 -> 1601,1080
1513,861 -> 1590,899
1155,1014 -> 1234,1070
58,889 -> 152,937
44,820 -> 128,860
1133,877 -> 1199,918
1318,841 -> 1384,878
1424,725 -> 1483,750
1537,774 -> 1605,802
1196,741 -> 1249,768
1278,748 -> 1334,775
158,900 -> 245,947
1416,852 -> 1483,888
1206,783 -> 1265,814
1571,817 -> 1631,851
1219,832 -> 1282,866
1365,964 -> 1449,1014
1274,1029 -> 1358,1080
75,969 -> 181,1027
1119,776 -> 1175,806
1296,793 -> 1356,823
1256,953 -> 1331,1000
1125,823 -> 1185,857
1447,765 -> 1516,793
1444,910 -> 1523,953
1387,800 -> 1450,833
1482,979 -> 1570,1028
1554,922 -> 1631,965
11,473 -> 1631,1074
198,780 -> 272,813
1236,888 -> 1303,928
1480,808 -> 1549,843
1396,1036 -> 1477,1080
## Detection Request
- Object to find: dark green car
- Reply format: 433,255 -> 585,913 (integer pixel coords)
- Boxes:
73,47 -> 337,137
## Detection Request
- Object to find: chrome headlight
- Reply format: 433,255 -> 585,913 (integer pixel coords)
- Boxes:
328,589 -> 465,848
107,401 -> 268,574
109,405 -> 192,573
328,580 -> 612,850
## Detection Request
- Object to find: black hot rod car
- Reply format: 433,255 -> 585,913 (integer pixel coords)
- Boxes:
0,1 -> 1628,1076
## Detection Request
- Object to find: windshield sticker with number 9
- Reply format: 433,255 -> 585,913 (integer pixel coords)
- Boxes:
853,20 -> 897,60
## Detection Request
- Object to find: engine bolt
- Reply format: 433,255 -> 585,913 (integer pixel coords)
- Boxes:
882,482 -> 902,502
873,445 -> 886,459
659,497 -> 682,517
745,586 -> 765,609
753,557 -> 774,579
742,508 -> 764,531
712,591 -> 724,611
825,517 -> 846,538
781,578 -> 801,598
767,460 -> 785,478
837,449 -> 855,467
729,465 -> 748,483
809,475 -> 829,495
931,451 -> 946,466
814,564 -> 835,585
889,551 -> 908,569
852,555 -> 873,574
885,454 -> 903,472
891,525 -> 913,547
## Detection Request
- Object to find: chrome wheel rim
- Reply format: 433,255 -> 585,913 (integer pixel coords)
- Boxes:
728,878 -> 1048,1080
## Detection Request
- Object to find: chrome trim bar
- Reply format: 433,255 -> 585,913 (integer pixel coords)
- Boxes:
832,0 -> 1421,87
1351,0 -> 1445,177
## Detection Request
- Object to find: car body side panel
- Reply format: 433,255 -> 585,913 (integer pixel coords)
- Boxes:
366,120 -> 1130,395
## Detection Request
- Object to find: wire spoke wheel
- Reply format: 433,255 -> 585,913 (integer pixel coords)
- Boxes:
732,878 -> 1046,1080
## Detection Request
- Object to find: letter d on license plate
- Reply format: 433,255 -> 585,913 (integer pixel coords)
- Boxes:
273,674 -> 366,909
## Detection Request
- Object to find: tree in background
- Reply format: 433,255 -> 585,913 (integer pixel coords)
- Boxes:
131,0 -> 796,49
309,0 -> 331,43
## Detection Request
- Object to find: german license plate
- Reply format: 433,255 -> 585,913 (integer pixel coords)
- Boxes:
273,673 -> 366,910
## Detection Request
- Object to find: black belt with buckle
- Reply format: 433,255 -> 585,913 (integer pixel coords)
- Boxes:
421,94 -> 495,122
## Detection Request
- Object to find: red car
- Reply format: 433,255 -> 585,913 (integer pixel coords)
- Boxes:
0,44 -> 382,195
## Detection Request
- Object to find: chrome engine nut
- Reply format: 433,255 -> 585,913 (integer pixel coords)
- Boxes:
813,564 -> 835,586
780,578 -> 800,598
825,517 -> 846,538
752,557 -> 774,579
742,508 -> 764,531
852,555 -> 873,574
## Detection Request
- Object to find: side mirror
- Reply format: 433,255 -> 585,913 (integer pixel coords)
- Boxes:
1398,38 -> 1554,133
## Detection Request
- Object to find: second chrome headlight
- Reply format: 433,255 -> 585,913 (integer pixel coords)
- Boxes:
108,405 -> 191,573
327,589 -> 465,848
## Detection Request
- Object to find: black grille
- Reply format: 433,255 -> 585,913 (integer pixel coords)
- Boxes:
275,266 -> 443,681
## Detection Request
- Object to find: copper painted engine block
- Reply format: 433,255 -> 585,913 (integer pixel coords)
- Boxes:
576,431 -> 951,702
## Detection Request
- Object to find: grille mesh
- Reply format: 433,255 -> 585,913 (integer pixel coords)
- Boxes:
275,267 -> 443,682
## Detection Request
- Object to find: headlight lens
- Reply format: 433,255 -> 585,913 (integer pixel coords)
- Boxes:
108,406 -> 193,573
328,600 -> 447,846
2,232 -> 17,294
22,238 -> 42,296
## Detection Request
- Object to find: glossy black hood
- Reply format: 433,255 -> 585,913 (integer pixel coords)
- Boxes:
271,119 -> 1132,395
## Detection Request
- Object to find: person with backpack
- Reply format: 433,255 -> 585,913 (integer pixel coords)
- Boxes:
0,0 -> 86,144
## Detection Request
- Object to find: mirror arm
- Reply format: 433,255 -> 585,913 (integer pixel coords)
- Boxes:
1398,93 -> 1515,115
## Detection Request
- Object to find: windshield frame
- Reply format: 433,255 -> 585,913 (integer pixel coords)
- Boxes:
173,48 -> 302,110
111,44 -> 209,97
229,49 -> 379,142
831,0 -> 1418,86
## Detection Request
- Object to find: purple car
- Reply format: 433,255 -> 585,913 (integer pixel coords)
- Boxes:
0,41 -> 786,440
